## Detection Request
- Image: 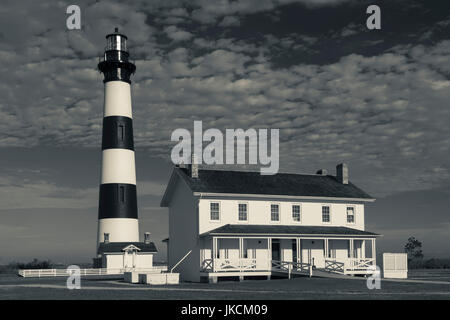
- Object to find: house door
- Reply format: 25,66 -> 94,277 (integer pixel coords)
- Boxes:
271,240 -> 280,261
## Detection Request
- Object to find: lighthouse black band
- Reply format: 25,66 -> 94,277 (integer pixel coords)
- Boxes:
98,59 -> 136,84
98,183 -> 138,219
102,116 -> 134,150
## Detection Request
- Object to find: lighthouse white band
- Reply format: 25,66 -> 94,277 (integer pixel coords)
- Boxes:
101,149 -> 136,184
104,81 -> 133,118
97,218 -> 139,244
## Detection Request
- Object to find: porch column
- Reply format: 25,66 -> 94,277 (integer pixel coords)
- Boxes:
267,237 -> 271,269
349,239 -> 354,258
362,240 -> 366,259
372,239 -> 376,265
296,238 -> 300,263
324,239 -> 329,259
239,237 -> 244,258
212,237 -> 217,272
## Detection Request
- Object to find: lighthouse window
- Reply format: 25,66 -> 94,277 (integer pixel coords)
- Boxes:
118,124 -> 124,141
119,186 -> 125,203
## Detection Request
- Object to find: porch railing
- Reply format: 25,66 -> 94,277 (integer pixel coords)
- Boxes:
201,258 -> 270,272
325,260 -> 345,274
271,260 -> 310,273
214,258 -> 259,272
325,258 -> 375,274
345,258 -> 375,272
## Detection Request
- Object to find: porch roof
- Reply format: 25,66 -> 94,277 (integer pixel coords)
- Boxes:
97,241 -> 158,254
200,224 -> 380,237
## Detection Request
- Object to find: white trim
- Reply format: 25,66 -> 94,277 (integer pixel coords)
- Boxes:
203,234 -> 380,239
193,192 -> 375,202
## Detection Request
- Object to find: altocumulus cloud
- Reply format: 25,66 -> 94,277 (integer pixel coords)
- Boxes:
0,0 -> 449,201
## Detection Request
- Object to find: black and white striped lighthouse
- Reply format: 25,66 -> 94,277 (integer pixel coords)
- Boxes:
97,28 -> 139,246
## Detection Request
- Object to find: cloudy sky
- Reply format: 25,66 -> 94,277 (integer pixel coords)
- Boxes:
0,0 -> 449,264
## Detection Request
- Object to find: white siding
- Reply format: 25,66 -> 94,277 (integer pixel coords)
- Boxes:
105,254 -> 123,269
135,253 -> 153,269
199,198 -> 365,234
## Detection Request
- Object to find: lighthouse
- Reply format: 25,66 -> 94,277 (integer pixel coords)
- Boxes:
94,29 -> 157,270
97,28 -> 139,245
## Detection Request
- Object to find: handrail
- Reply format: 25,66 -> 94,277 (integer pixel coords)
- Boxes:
171,250 -> 192,273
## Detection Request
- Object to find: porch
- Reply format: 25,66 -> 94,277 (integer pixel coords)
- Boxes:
199,225 -> 379,281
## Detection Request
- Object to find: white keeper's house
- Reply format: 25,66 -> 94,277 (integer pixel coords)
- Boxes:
161,163 -> 380,283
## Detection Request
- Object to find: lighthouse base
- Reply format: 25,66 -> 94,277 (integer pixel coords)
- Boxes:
94,241 -> 157,270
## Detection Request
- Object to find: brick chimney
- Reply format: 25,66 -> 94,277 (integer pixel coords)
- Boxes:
336,163 -> 348,184
316,169 -> 328,176
144,232 -> 151,244
190,153 -> 199,178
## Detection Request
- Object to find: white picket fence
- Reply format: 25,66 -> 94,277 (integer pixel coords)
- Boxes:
18,266 -> 167,278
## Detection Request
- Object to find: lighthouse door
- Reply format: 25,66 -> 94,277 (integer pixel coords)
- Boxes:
124,250 -> 135,269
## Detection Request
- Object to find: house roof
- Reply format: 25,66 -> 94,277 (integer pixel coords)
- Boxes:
160,167 -> 374,206
200,224 -> 380,237
97,242 -> 157,254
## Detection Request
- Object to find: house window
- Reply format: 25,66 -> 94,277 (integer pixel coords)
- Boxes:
210,202 -> 220,221
271,204 -> 279,221
292,205 -> 301,222
322,206 -> 330,223
238,203 -> 248,221
347,207 -> 355,223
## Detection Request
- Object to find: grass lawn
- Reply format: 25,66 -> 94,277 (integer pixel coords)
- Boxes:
0,271 -> 449,300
